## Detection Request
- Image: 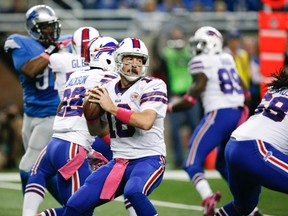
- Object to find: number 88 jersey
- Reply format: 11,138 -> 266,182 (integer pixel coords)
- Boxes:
189,52 -> 245,114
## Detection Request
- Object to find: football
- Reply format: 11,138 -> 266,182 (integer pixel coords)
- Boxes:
83,97 -> 105,121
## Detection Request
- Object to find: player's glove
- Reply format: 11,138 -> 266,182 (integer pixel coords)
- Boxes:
44,43 -> 60,55
87,150 -> 109,171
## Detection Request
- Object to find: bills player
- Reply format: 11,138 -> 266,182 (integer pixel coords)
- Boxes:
22,36 -> 118,216
216,69 -> 288,215
4,5 -> 72,201
49,26 -> 100,100
168,26 -> 251,216
46,37 -> 168,216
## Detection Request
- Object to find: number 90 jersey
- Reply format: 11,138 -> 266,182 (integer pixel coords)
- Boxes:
102,77 -> 168,159
232,89 -> 288,154
189,53 -> 245,114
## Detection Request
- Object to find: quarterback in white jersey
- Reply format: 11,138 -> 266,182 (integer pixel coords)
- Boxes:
168,26 -> 252,216
49,26 -> 99,99
217,69 -> 288,216
59,37 -> 168,216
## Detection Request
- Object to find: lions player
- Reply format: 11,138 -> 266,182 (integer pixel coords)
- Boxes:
22,36 -> 119,216
168,26 -> 251,216
4,5 -> 72,201
216,69 -> 288,215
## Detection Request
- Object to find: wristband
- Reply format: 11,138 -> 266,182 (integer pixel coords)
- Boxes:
183,94 -> 198,105
100,134 -> 111,146
87,118 -> 100,124
116,108 -> 134,124
244,91 -> 251,99
167,103 -> 173,112
40,52 -> 50,60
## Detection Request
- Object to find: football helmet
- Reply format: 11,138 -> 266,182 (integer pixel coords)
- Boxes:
85,36 -> 118,71
114,37 -> 149,82
72,27 -> 100,57
189,26 -> 223,56
25,5 -> 61,44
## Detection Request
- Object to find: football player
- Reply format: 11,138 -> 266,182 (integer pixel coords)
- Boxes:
168,26 -> 251,216
49,26 -> 100,100
4,4 -> 72,202
216,69 -> 288,215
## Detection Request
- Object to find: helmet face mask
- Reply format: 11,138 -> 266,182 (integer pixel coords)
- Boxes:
189,26 -> 223,57
25,5 -> 61,44
114,37 -> 149,82
72,27 -> 100,57
85,36 -> 118,71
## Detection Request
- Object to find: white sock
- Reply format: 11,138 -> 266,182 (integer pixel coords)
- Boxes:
126,206 -> 137,216
22,192 -> 44,216
248,207 -> 260,215
195,179 -> 213,200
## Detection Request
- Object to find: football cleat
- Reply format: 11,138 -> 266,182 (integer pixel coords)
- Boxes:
202,191 -> 221,216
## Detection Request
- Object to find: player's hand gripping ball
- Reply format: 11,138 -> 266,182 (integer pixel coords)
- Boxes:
83,89 -> 105,121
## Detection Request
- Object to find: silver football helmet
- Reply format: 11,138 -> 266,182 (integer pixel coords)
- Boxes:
189,26 -> 223,57
72,27 -> 100,57
114,37 -> 149,82
85,36 -> 118,71
25,5 -> 61,44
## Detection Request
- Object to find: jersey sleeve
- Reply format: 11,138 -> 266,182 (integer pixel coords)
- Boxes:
4,35 -> 34,71
140,77 -> 168,118
188,55 -> 213,79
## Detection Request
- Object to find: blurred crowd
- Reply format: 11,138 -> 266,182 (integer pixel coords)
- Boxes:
0,102 -> 23,169
0,0 -> 263,13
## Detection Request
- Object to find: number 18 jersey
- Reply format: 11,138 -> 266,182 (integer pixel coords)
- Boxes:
189,53 -> 245,114
102,77 -> 168,159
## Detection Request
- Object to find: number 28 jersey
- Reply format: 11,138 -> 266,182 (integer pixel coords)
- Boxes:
102,77 -> 168,159
189,53 -> 245,114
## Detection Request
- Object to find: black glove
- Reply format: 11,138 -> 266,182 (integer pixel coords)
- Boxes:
44,43 -> 59,55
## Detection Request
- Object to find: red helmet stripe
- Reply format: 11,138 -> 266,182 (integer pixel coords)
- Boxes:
81,28 -> 90,57
132,38 -> 140,48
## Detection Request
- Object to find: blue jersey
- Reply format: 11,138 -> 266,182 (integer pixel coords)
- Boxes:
5,34 -> 72,117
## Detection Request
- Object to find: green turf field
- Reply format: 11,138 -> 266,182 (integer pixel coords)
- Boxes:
0,172 -> 287,216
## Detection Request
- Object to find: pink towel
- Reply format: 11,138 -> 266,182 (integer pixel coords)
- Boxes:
58,146 -> 87,180
100,158 -> 129,200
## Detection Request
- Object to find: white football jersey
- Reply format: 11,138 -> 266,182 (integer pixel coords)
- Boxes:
102,77 -> 168,159
232,88 -> 288,155
189,53 -> 245,113
49,52 -> 89,99
52,69 -> 119,150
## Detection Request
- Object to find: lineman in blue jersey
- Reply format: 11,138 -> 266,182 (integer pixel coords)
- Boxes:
22,36 -> 119,216
216,69 -> 288,215
52,37 -> 168,216
168,26 -> 251,216
4,5 -> 72,201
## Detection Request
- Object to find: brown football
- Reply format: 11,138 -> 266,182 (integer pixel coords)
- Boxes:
83,98 -> 105,121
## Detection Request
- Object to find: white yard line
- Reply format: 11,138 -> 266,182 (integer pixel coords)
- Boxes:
0,170 -> 221,182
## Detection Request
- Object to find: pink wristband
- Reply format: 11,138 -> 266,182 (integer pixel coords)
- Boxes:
101,134 -> 111,146
167,103 -> 173,112
40,52 -> 50,60
87,118 -> 100,124
116,108 -> 134,124
244,91 -> 251,99
183,94 -> 198,105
